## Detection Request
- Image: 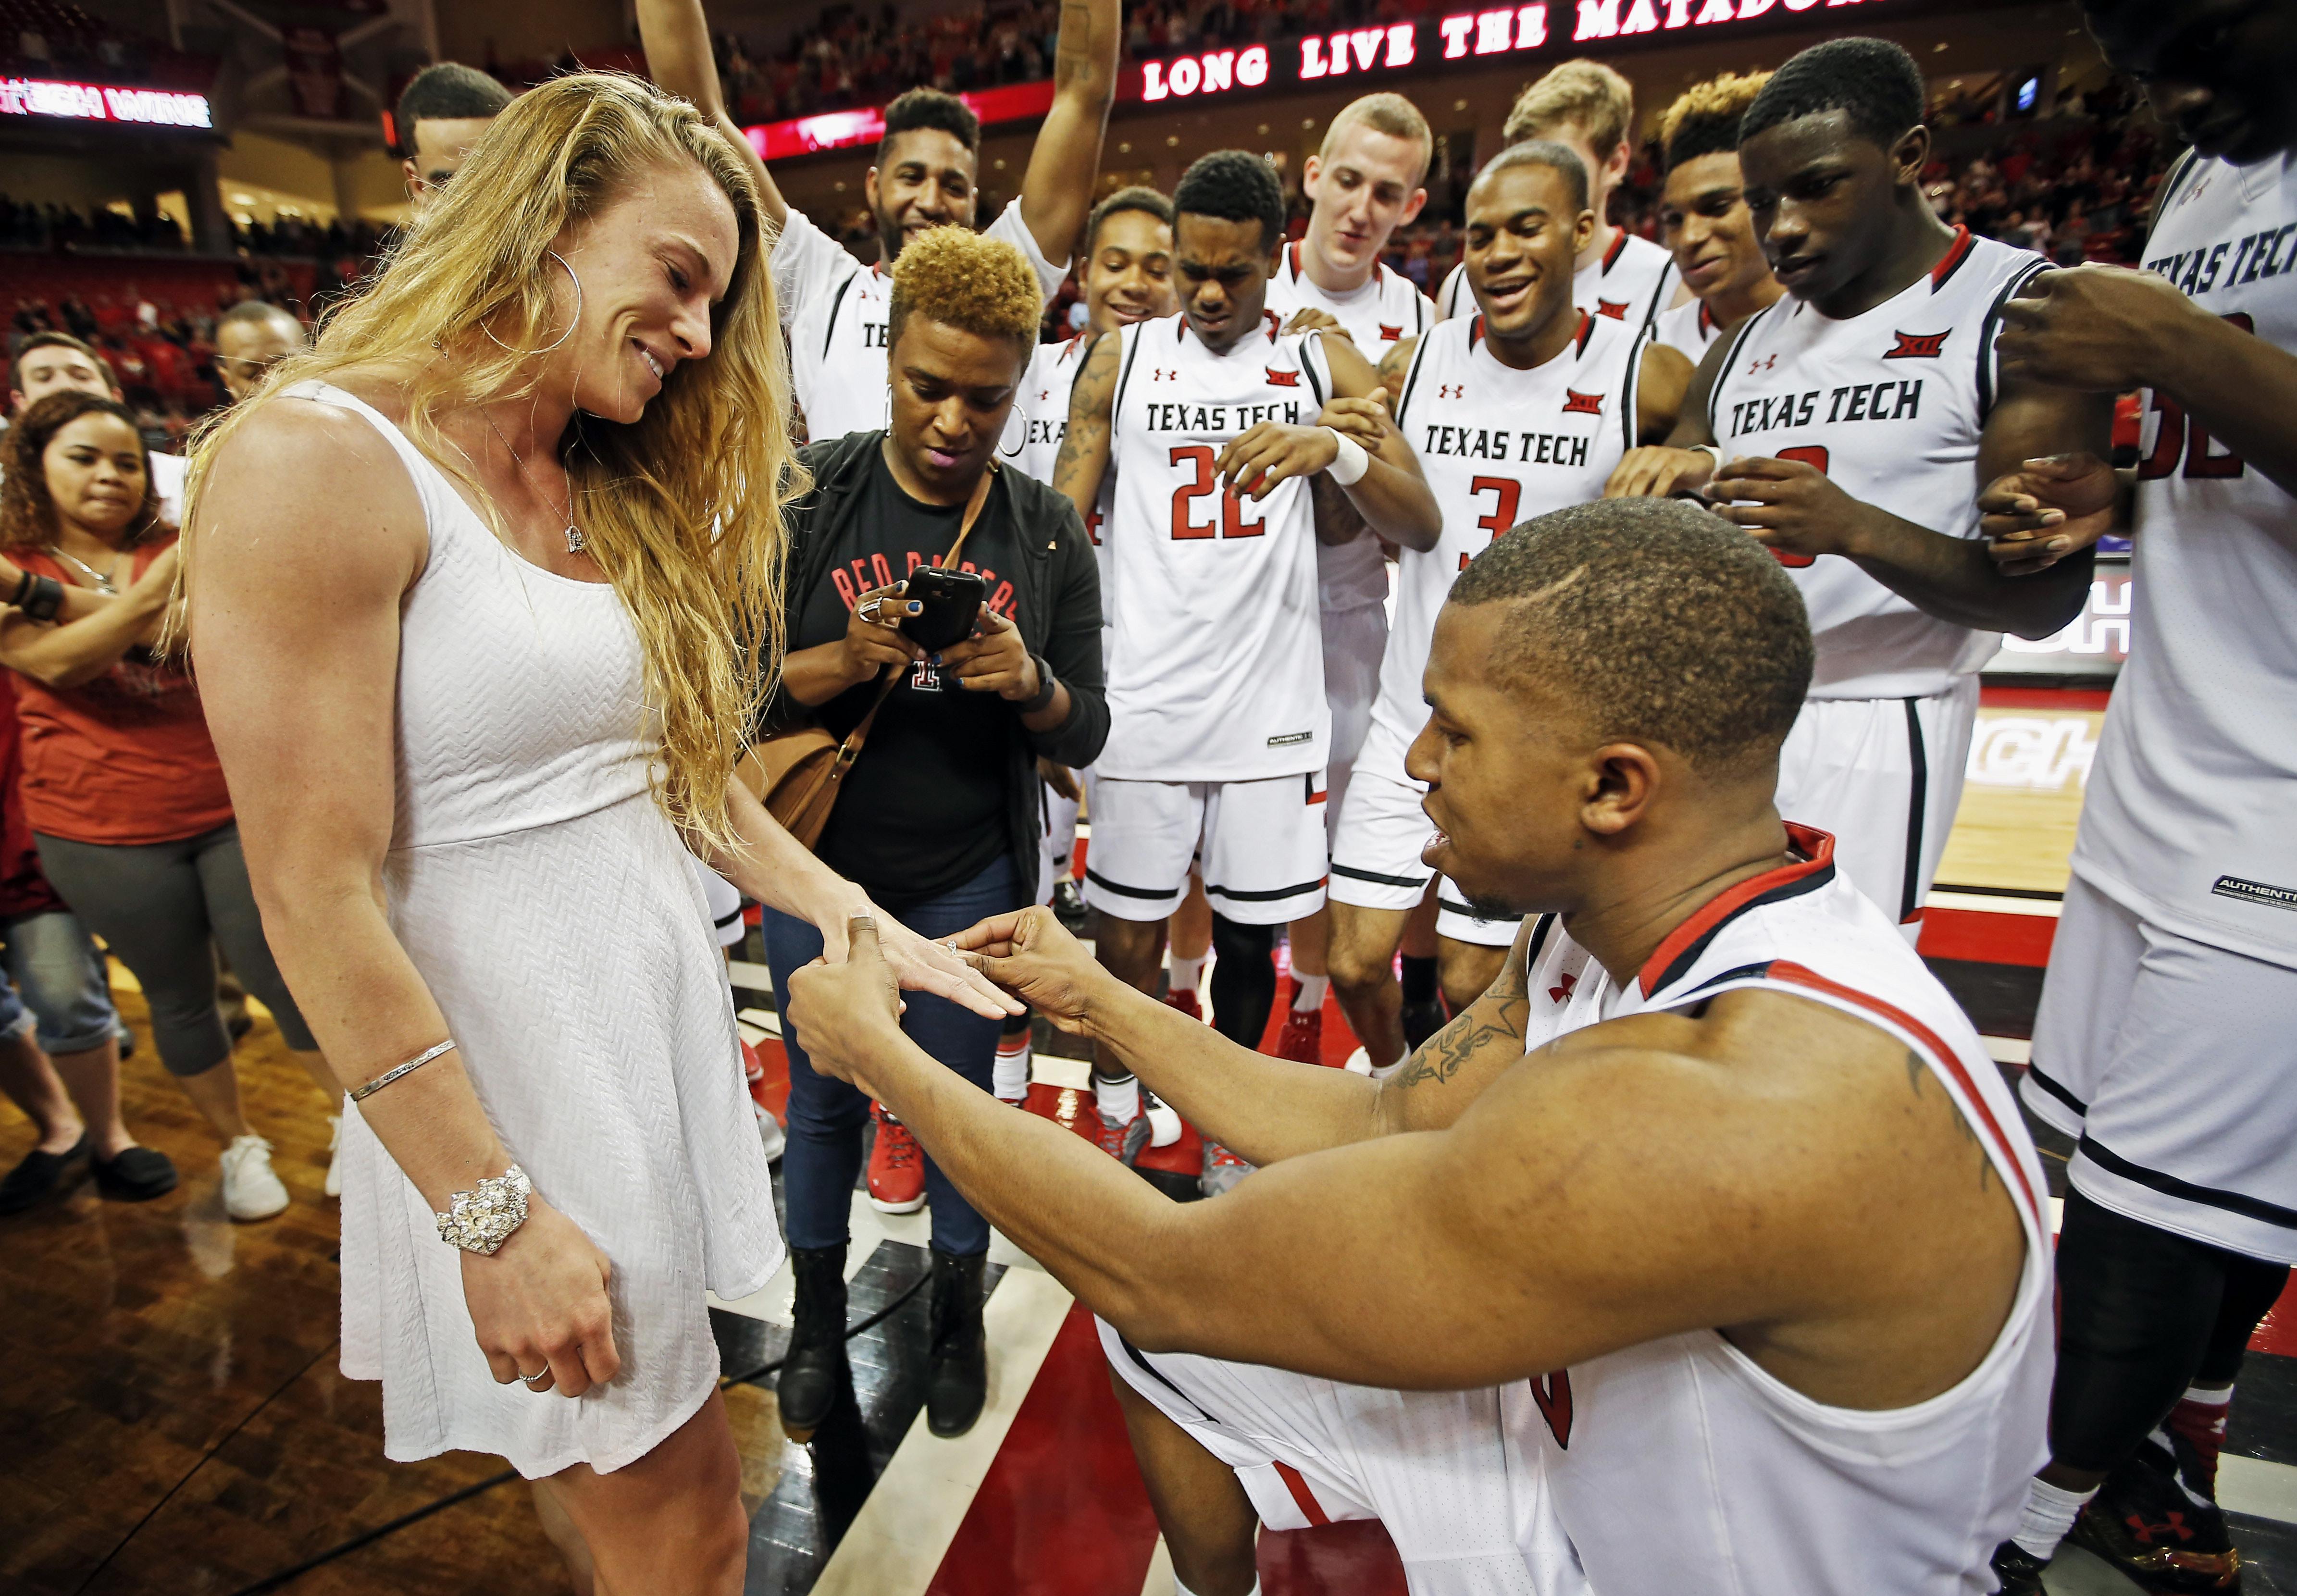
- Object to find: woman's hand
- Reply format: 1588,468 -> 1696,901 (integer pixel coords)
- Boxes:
949,904 -> 1116,1038
786,914 -> 911,1096
839,582 -> 924,686
1978,453 -> 2123,574
941,609 -> 1038,699
461,1193 -> 621,1398
818,892 -> 1025,1018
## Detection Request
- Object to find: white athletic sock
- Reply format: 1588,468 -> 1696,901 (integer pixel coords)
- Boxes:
2010,1476 -> 2098,1561
1095,1073 -> 1141,1125
1168,953 -> 1206,996
1172,1580 -> 1260,1596
1291,973 -> 1329,1013
993,1032 -> 1032,1102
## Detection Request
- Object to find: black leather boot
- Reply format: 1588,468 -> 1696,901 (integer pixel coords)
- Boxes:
926,1248 -> 988,1438
777,1244 -> 847,1442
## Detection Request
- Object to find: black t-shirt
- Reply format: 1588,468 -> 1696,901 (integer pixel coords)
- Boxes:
796,451 -> 1027,907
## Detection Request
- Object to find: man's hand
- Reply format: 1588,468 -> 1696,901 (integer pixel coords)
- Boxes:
1038,757 -> 1081,803
463,1195 -> 621,1398
1219,421 -> 1339,501
788,914 -> 910,1095
1978,452 -> 2123,574
940,607 -> 1039,699
1707,455 -> 1878,561
821,900 -> 1024,1018
950,904 -> 1117,1037
1605,445 -> 1716,500
1996,265 -> 2207,393
1316,391 -> 1394,451
1279,307 -> 1351,340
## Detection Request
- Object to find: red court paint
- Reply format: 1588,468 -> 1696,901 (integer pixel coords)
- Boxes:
1916,908 -> 2057,968
1979,686 -> 2111,712
1261,1520 -> 1410,1595
925,1306 -> 1163,1595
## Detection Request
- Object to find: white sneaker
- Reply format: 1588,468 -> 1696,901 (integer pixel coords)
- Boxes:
221,1134 -> 289,1221
755,1102 -> 786,1163
323,1113 -> 343,1199
1142,1089 -> 1182,1149
1342,1046 -> 1374,1076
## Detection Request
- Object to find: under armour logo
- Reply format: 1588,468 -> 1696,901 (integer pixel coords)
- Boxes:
1152,367 -> 1178,382
1747,352 -> 1779,375
1884,329 -> 1950,359
1594,298 -> 1630,320
1562,389 -> 1605,415
1438,382 -> 1465,400
1037,388 -> 1052,401
2125,1510 -> 2198,1547
1266,367 -> 1300,386
1548,972 -> 1578,1004
1378,323 -> 1403,341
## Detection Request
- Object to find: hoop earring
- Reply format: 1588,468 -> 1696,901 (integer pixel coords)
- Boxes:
481,249 -> 582,356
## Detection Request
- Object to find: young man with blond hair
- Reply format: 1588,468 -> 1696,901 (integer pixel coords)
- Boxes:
1439,59 -> 1679,332
1651,70 -> 1783,361
1262,90 -> 1439,1068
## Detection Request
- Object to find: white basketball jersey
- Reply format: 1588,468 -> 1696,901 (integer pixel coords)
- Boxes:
1440,229 -> 1678,332
1706,230 -> 2049,699
1267,241 -> 1433,615
1098,311 -> 1331,781
2074,151 -> 2297,969
1006,331 -> 1118,616
1651,295 -> 1725,362
1363,310 -> 1648,769
773,201 -> 1065,443
1503,825 -> 2053,1595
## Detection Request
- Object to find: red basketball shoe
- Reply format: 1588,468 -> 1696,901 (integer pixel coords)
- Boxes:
1274,1004 -> 1323,1065
867,1102 -> 927,1213
1166,988 -> 1204,1022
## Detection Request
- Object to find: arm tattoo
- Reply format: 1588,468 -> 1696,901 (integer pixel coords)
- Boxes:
1392,990 -> 1529,1091
1310,470 -> 1368,545
1054,0 -> 1093,84
1053,332 -> 1117,521
1904,1048 -> 1996,1193
1376,337 -> 1415,404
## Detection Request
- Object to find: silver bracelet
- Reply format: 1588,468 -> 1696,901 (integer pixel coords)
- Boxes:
348,1038 -> 458,1102
436,1163 -> 533,1255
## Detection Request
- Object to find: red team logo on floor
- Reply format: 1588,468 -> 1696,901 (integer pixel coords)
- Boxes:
1885,330 -> 1950,359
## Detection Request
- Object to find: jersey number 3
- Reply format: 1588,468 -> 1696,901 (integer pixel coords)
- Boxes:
1462,477 -> 1522,570
1170,445 -> 1268,539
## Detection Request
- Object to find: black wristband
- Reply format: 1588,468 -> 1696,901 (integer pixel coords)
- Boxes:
1018,655 -> 1058,715
8,568 -> 31,608
21,575 -> 63,623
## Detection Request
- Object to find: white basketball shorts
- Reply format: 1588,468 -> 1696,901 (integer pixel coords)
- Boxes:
691,857 -> 744,950
1082,772 -> 1328,926
1322,601 -> 1387,851
1328,728 -> 1519,949
1100,1317 -> 1582,1595
2024,873 -> 2297,1264
1775,677 -> 1979,942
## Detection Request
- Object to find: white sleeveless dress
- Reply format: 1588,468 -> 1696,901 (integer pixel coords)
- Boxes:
297,382 -> 785,1478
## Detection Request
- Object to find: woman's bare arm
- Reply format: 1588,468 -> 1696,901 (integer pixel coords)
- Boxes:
188,397 -> 623,1397
0,545 -> 176,689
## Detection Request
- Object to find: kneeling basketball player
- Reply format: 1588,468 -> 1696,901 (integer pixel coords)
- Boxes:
787,498 -> 2051,1596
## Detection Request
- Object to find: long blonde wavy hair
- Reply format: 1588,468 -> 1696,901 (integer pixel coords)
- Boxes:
183,71 -> 803,851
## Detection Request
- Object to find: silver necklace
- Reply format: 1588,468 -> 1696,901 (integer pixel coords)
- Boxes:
481,413 -> 585,554
46,544 -> 122,594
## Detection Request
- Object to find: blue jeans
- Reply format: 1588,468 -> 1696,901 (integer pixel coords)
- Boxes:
0,908 -> 118,1056
765,854 -> 1023,1258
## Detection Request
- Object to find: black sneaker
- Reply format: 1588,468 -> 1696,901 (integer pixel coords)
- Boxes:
92,1145 -> 178,1202
1051,878 -> 1088,933
1400,997 -> 1447,1052
0,1132 -> 90,1214
2069,1440 -> 2242,1593
1990,1539 -> 2051,1595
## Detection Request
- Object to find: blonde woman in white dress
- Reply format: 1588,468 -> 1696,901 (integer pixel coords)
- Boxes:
181,74 -> 1012,1595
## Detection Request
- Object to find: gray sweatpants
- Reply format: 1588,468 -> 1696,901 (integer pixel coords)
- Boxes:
35,821 -> 317,1076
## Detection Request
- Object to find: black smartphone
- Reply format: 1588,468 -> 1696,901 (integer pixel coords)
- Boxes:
900,567 -> 987,653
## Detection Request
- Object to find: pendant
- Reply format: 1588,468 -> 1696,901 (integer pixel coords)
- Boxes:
565,525 -> 586,554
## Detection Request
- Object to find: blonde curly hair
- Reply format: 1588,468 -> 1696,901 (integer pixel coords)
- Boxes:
887,226 -> 1043,354
1658,70 -> 1775,173
183,72 -> 803,853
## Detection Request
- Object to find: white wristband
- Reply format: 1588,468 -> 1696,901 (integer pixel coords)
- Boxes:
1323,427 -> 1371,486
1688,443 -> 1723,473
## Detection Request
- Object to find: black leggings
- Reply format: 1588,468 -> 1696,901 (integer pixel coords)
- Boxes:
34,822 -> 317,1077
1208,916 -> 1277,1053
2049,1188 -> 2290,1472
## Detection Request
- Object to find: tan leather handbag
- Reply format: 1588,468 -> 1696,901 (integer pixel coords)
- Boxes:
744,465 -> 995,851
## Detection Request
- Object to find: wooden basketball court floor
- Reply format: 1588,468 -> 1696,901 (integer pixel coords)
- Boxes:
8,684 -> 2297,1596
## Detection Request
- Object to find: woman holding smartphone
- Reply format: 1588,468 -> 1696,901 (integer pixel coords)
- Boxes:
765,227 -> 1106,1444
